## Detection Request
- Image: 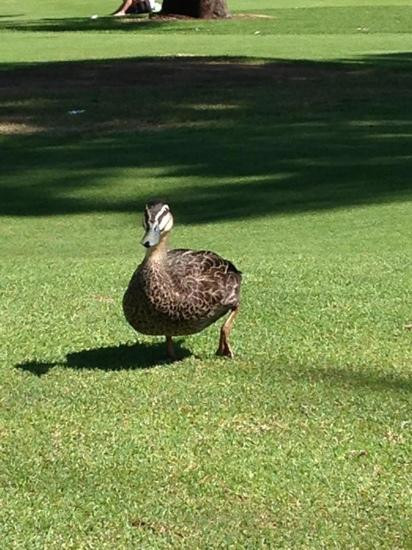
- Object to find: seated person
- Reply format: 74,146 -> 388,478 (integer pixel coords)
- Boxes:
112,0 -> 160,16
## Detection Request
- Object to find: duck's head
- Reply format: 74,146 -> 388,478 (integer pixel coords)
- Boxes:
141,200 -> 174,248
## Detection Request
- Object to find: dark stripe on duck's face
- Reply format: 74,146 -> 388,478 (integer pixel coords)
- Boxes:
155,207 -> 170,228
145,204 -> 170,224
143,209 -> 149,228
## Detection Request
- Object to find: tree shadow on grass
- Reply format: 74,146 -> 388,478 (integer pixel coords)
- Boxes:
292,365 -> 412,395
0,16 -> 154,33
0,14 -> 24,19
16,341 -> 191,376
1,54 -> 412,223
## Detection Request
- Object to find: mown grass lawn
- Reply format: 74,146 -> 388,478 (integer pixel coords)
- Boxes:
1,0 -> 411,548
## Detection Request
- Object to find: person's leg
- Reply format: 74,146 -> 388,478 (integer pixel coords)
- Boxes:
112,0 -> 134,16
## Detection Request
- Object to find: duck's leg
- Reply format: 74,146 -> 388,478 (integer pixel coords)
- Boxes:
166,336 -> 177,361
216,306 -> 239,358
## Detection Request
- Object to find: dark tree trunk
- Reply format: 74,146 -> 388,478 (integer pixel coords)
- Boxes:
161,0 -> 230,18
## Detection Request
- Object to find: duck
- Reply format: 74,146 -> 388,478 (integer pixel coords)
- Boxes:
123,200 -> 242,360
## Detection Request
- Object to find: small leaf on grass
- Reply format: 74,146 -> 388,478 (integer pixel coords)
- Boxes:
347,449 -> 368,459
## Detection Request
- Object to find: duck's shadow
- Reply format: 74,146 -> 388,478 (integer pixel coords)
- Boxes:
16,341 -> 191,376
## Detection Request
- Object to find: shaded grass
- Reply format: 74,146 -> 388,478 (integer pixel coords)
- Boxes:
0,55 -> 411,226
0,1 -> 412,548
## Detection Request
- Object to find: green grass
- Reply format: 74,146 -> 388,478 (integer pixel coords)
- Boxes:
1,1 -> 412,548
1,0 -> 412,63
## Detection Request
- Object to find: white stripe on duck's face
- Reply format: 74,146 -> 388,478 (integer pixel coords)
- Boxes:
141,203 -> 174,248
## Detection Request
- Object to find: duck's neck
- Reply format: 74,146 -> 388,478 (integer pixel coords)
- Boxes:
144,235 -> 169,264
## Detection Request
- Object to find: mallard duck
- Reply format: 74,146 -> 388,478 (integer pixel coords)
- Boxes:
123,200 -> 241,359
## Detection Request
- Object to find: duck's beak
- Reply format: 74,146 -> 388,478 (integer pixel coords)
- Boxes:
141,227 -> 160,248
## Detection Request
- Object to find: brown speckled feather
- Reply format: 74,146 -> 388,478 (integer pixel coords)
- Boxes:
123,248 -> 241,337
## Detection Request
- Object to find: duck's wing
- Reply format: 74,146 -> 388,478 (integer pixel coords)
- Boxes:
167,249 -> 241,278
167,249 -> 242,308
